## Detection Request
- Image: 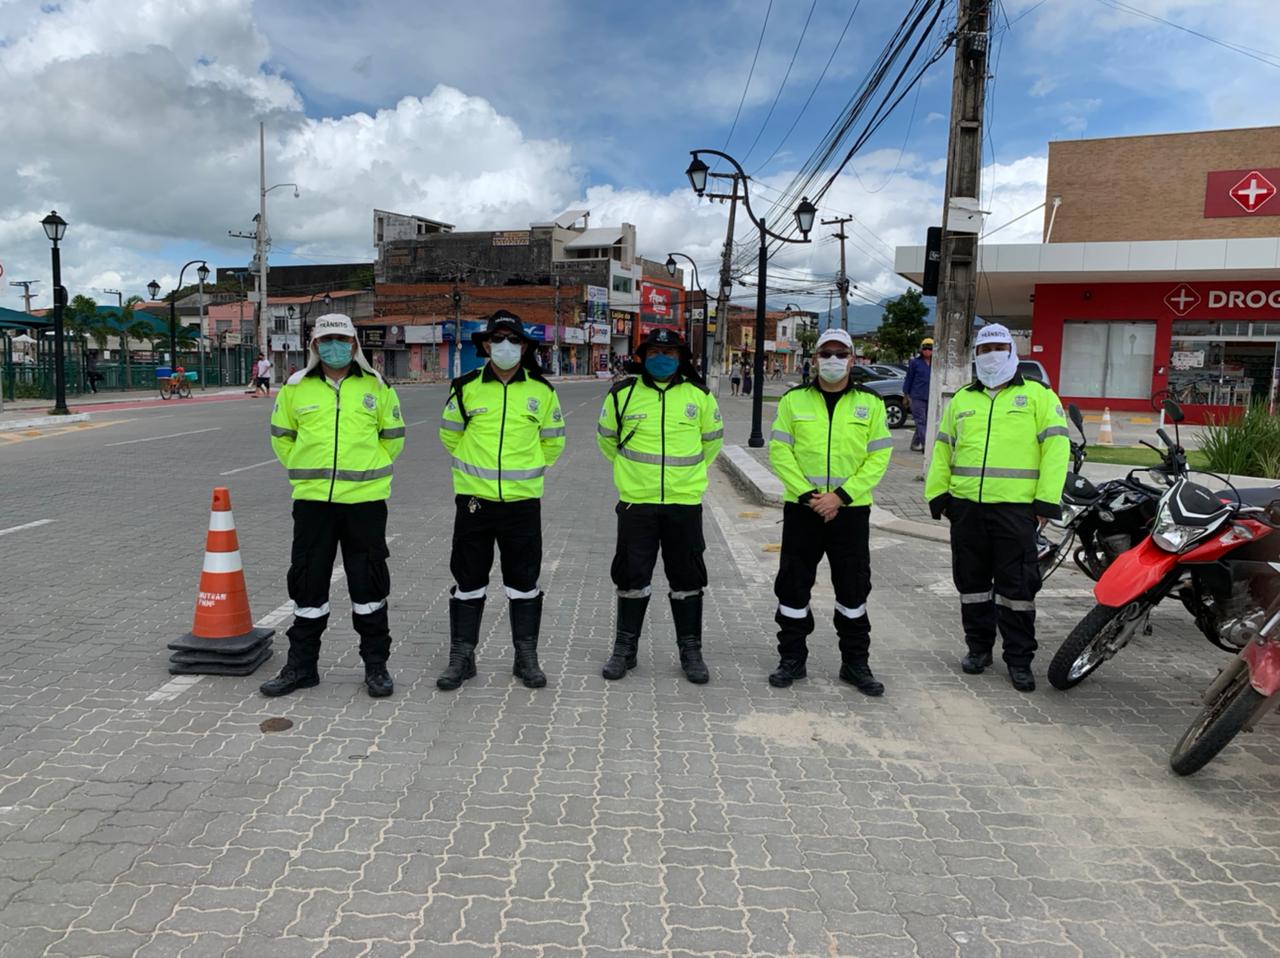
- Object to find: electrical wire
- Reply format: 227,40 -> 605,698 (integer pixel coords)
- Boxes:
1092,0 -> 1280,69
721,0 -> 776,160
740,0 -> 820,167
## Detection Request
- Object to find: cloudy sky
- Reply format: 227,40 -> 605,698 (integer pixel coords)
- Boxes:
1,0 -> 1277,315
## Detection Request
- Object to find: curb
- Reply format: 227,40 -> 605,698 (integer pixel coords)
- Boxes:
0,412 -> 90,432
718,444 -> 950,544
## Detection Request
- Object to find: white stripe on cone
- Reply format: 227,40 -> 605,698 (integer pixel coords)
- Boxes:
203,550 -> 244,574
209,511 -> 236,532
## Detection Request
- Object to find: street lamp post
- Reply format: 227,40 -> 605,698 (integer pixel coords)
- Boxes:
151,261 -> 209,371
41,211 -> 69,414
685,151 -> 816,447
300,292 -> 332,353
665,252 -> 708,378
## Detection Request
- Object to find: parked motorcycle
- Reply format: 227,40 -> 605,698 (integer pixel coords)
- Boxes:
1170,581 -> 1280,775
1038,404 -> 1166,582
1048,402 -> 1280,691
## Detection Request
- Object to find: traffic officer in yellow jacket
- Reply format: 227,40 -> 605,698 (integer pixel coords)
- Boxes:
262,313 -> 405,698
437,310 -> 565,692
768,329 -> 894,694
925,323 -> 1070,692
596,328 -> 722,683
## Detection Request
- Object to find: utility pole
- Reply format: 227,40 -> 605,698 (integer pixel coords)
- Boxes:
925,0 -> 991,477
257,121 -> 269,362
822,216 -> 853,330
451,277 -> 463,378
8,281 -> 38,314
552,276 -> 561,376
100,289 -> 123,308
705,172 -> 740,392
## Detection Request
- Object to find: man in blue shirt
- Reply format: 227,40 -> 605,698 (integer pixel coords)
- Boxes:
902,337 -> 933,452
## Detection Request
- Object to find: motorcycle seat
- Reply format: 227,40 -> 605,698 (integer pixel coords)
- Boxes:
1224,485 -> 1280,509
1063,473 -> 1101,501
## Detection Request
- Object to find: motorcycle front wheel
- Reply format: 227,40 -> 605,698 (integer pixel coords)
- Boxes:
1169,664 -> 1265,776
1048,600 -> 1150,690
1039,528 -> 1075,582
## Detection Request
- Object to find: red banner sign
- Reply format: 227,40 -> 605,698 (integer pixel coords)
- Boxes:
1205,168 -> 1280,218
640,283 -> 674,318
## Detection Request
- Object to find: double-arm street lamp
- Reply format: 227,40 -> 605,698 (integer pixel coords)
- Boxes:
41,211 -> 69,414
148,260 -> 210,369
665,252 -> 708,378
685,151 -> 817,447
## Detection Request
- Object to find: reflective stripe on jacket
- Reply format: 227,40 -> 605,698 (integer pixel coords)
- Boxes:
768,383 -> 893,506
924,374 -> 1070,515
439,365 -> 564,501
596,374 -> 723,505
270,367 -> 404,503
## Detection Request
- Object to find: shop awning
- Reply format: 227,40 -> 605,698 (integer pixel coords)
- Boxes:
0,305 -> 52,329
895,236 -> 1280,328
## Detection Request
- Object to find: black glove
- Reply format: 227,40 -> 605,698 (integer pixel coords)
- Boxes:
929,493 -> 952,521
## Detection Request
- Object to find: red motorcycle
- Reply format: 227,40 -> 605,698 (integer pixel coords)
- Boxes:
1049,406 -> 1280,691
1170,594 -> 1280,774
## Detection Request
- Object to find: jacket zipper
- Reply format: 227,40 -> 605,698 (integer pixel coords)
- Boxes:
977,390 -> 995,503
659,387 -> 667,504
825,392 -> 836,493
497,380 -> 509,502
327,380 -> 341,503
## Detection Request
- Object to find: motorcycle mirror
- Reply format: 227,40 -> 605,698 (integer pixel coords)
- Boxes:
1268,500 -> 1280,525
1162,399 -> 1185,423
1068,403 -> 1085,433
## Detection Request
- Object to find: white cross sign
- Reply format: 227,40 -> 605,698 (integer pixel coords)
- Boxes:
1230,170 -> 1276,213
1164,284 -> 1201,316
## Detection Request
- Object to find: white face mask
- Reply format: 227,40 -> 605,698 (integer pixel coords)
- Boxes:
489,340 -> 523,370
975,349 -> 1015,387
818,356 -> 850,383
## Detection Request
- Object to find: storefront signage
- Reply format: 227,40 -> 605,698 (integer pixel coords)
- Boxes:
404,325 -> 442,344
361,326 -> 387,347
492,230 -> 530,246
610,309 -> 631,323
1205,168 -> 1280,218
1172,350 -> 1205,370
640,283 -> 674,318
562,326 -> 586,344
588,323 -> 610,344
1207,288 -> 1280,310
1164,282 -> 1280,316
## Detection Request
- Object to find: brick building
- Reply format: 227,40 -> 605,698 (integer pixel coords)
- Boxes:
896,125 -> 1280,421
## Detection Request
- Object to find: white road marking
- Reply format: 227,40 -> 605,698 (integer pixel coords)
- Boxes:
0,519 -> 54,537
145,675 -> 202,703
219,458 -> 276,476
105,427 -> 222,447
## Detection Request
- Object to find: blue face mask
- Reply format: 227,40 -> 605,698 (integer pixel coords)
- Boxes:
318,339 -> 353,367
644,353 -> 679,380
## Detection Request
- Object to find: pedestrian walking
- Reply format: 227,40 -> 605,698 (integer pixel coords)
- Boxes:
801,358 -> 811,386
772,360 -> 782,381
767,329 -> 894,695
730,360 -> 741,396
924,323 -> 1070,692
742,362 -> 753,397
253,352 -> 272,397
903,338 -> 933,452
84,350 -> 100,394
260,314 -> 405,699
437,310 -> 566,692
596,328 -> 723,684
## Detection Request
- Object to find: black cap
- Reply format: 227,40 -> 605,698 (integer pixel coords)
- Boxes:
635,327 -> 688,356
472,309 -> 529,355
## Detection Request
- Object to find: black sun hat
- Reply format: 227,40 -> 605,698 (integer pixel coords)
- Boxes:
635,327 -> 689,357
471,309 -> 530,356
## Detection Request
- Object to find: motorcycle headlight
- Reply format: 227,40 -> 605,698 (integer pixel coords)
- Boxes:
1051,502 -> 1087,527
1151,503 -> 1216,553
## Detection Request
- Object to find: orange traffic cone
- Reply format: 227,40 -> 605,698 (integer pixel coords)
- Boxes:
167,487 -> 274,675
1098,407 -> 1115,446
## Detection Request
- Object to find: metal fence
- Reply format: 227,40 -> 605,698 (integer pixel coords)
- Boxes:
1,347 -> 257,401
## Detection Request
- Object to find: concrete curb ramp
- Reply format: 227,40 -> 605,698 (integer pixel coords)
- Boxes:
718,444 -> 950,543
0,413 -> 91,432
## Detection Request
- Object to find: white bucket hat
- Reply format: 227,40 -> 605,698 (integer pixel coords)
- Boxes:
289,313 -> 383,384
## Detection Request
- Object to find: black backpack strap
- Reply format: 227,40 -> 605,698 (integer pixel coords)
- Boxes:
611,380 -> 640,449
448,376 -> 470,427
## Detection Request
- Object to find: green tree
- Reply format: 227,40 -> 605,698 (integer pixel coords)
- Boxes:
875,289 -> 930,362
120,296 -> 150,388
64,294 -> 99,336
795,320 -> 818,361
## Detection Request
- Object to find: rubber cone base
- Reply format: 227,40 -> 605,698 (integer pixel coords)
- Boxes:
168,646 -> 273,676
169,639 -> 273,668
168,627 -> 275,654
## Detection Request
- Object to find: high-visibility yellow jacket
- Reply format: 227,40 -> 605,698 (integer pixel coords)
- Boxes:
596,374 -> 723,505
769,383 -> 893,506
439,365 -> 564,501
270,367 -> 404,503
925,374 -> 1071,516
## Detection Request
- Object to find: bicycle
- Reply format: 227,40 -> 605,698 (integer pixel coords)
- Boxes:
1150,379 -> 1213,410
159,371 -> 193,400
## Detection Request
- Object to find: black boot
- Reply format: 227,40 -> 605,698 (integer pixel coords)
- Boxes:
510,594 -> 547,689
835,609 -> 883,696
961,650 -> 994,674
671,593 -> 709,684
1008,663 -> 1036,692
769,609 -> 814,688
260,615 -> 324,697
354,604 -> 394,697
603,595 -> 649,680
438,596 -> 483,691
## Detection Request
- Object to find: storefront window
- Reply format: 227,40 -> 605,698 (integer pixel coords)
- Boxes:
1059,321 -> 1155,399
1166,339 -> 1271,407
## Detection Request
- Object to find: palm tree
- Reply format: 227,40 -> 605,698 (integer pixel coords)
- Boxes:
120,295 -> 148,389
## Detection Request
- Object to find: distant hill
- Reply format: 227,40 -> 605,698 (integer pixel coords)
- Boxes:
817,298 -> 938,333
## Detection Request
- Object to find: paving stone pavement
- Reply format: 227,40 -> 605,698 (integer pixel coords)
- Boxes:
0,381 -> 1278,957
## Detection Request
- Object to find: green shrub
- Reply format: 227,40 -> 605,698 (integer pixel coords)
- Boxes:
1197,402 -> 1280,478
